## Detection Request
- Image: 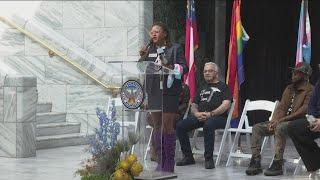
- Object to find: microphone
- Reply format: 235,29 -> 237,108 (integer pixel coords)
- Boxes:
138,39 -> 153,62
146,39 -> 153,49
156,47 -> 168,65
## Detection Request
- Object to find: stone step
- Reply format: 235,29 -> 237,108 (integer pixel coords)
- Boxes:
36,122 -> 80,136
37,103 -> 52,113
36,133 -> 91,149
36,112 -> 66,124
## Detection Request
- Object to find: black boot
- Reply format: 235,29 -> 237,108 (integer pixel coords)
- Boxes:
176,156 -> 195,166
205,158 -> 215,169
264,160 -> 283,176
245,157 -> 262,175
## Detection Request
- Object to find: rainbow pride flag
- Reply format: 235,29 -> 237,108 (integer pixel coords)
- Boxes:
226,0 -> 249,118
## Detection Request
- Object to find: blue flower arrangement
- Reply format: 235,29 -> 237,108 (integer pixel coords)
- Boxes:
76,99 -> 139,180
89,99 -> 121,157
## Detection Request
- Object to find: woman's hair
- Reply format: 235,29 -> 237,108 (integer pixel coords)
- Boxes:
151,21 -> 171,46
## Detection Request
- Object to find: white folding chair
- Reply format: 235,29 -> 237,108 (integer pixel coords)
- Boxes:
292,157 -> 304,175
226,99 -> 278,166
191,101 -> 235,166
106,97 -> 140,138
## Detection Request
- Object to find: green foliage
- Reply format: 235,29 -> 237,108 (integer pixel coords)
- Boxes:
76,132 -> 139,179
80,173 -> 111,180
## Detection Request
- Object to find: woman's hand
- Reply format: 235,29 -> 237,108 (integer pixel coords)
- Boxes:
139,46 -> 148,57
311,119 -> 320,132
163,64 -> 174,70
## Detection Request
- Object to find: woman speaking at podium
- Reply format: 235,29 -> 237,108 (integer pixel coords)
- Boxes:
139,22 -> 188,172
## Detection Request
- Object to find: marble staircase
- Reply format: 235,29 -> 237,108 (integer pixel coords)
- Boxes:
36,103 -> 89,149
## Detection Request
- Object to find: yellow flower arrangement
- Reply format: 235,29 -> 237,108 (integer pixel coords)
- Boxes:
110,153 -> 143,180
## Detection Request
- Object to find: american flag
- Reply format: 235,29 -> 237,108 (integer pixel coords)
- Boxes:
185,0 -> 198,101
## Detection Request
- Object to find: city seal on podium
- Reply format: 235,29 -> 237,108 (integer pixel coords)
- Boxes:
120,80 -> 144,109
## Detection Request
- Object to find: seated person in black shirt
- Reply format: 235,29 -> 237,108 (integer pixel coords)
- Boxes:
176,62 -> 232,169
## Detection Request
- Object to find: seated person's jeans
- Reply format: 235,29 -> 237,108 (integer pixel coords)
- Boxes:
176,115 -> 226,159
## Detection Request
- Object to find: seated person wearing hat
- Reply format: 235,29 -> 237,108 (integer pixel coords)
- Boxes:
288,73 -> 320,178
246,62 -> 313,176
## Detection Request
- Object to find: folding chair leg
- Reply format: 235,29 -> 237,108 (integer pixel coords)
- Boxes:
270,136 -> 275,150
294,157 -> 302,175
191,129 -> 200,151
261,136 -> 269,155
246,133 -> 251,148
131,144 -> 135,154
228,132 -> 232,148
144,128 -> 153,160
176,139 -> 181,153
226,131 -> 241,166
269,156 -> 275,168
267,136 -> 275,168
216,130 -> 228,166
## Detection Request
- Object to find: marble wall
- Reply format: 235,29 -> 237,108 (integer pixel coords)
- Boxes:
0,1 -> 153,135
0,74 -> 37,158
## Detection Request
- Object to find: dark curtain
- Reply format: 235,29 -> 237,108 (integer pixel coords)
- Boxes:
226,0 -> 320,124
195,0 -> 215,86
153,0 -> 320,124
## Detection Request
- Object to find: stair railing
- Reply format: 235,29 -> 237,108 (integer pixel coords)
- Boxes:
0,16 -> 120,96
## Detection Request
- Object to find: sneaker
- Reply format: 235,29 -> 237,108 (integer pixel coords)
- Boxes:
176,156 -> 195,166
245,157 -> 262,175
205,158 -> 215,169
264,160 -> 283,176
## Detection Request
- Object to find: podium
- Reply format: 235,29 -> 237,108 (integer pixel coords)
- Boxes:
116,61 -> 178,179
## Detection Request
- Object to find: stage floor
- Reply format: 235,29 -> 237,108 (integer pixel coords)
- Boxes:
0,139 -> 317,180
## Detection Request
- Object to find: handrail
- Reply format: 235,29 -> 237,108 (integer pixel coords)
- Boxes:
0,16 -> 120,94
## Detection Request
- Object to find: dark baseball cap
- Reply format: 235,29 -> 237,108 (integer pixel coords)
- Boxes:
289,62 -> 312,76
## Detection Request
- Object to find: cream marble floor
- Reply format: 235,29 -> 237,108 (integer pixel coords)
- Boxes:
0,143 -> 317,180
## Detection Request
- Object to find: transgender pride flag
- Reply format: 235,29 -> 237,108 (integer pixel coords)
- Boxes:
226,0 -> 249,118
296,0 -> 311,65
